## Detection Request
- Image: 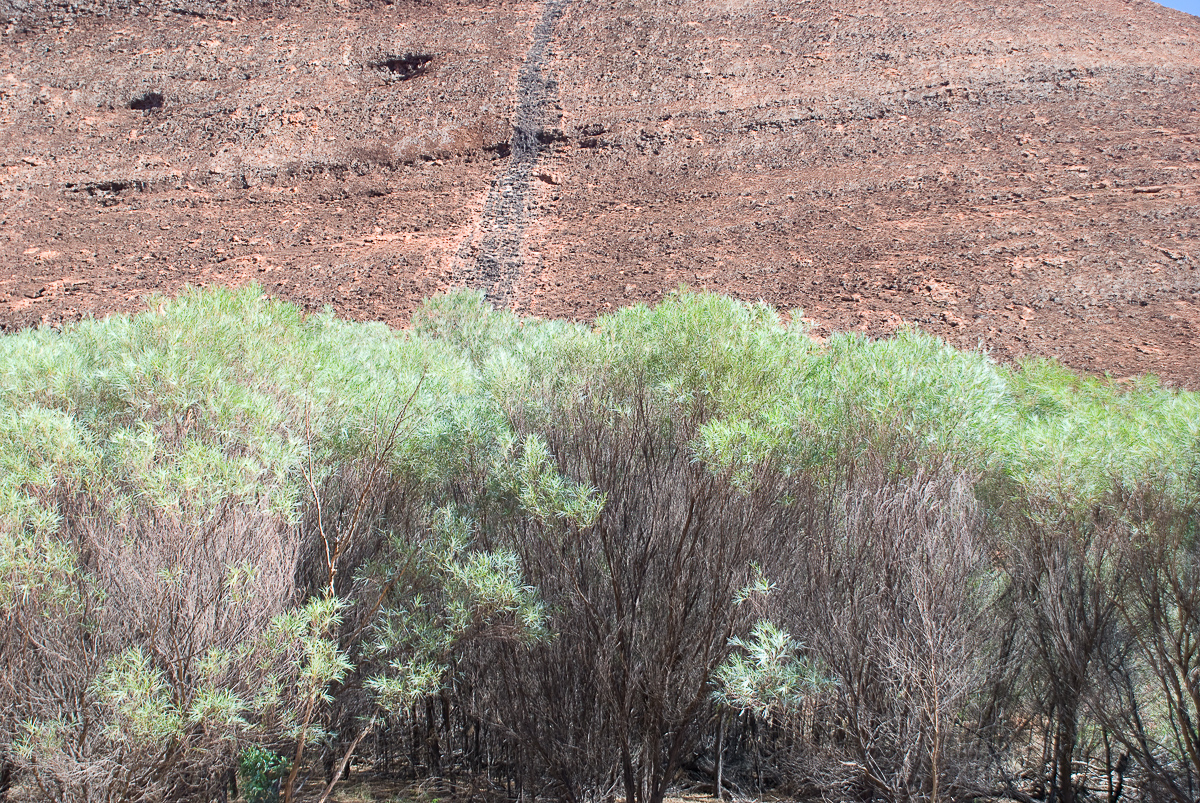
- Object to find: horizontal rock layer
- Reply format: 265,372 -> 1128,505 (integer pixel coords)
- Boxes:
1,0 -> 1197,384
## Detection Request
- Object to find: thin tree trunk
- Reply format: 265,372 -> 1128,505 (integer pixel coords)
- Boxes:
316,721 -> 375,803
715,710 -> 725,801
282,689 -> 319,803
622,745 -> 638,803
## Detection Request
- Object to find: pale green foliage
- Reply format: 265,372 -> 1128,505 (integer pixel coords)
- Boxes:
368,658 -> 445,711
3,285 -> 1199,801
295,597 -> 353,688
732,563 -> 776,605
512,434 -> 605,528
698,328 -> 1016,481
719,572 -> 828,718
714,621 -> 829,717
93,648 -> 185,743
0,404 -> 94,531
366,506 -> 548,713
0,525 -> 80,611
1003,359 -> 1200,514
266,597 -> 353,703
0,285 -> 473,535
443,548 -> 547,639
14,719 -> 66,764
0,404 -> 94,615
411,288 -> 521,369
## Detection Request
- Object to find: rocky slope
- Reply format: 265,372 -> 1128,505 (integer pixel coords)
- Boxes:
1,0 -> 1197,384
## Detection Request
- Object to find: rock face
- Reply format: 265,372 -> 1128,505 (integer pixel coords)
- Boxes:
1,0 -> 1197,384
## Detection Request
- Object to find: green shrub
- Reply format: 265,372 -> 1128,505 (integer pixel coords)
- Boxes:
238,744 -> 290,803
2,285 -> 1197,803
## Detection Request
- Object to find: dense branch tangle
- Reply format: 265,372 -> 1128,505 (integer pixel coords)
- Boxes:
2,286 -> 1199,803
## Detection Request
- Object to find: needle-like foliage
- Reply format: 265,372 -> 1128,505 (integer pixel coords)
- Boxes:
1,286 -> 1196,803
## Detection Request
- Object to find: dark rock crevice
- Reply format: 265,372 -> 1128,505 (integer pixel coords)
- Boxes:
454,0 -> 571,306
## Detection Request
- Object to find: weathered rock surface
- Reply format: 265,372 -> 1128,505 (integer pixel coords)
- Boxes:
1,0 -> 1197,384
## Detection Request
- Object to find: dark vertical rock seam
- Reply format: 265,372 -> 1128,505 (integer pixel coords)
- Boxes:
454,0 -> 570,306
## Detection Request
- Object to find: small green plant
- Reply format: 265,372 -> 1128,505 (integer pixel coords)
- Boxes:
713,620 -> 830,717
238,744 -> 291,803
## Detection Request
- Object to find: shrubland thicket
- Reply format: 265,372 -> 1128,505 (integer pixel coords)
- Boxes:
1,286 -> 1198,803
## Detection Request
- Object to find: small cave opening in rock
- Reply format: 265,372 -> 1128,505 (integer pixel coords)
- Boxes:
372,54 -> 433,81
129,91 -> 165,111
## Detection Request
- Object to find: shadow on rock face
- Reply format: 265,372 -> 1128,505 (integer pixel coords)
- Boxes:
371,53 -> 433,81
129,91 -> 164,111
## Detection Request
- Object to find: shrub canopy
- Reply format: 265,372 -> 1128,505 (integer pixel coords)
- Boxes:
1,285 -> 1197,803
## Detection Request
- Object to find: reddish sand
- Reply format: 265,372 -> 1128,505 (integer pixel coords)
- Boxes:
2,0 -> 1197,384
